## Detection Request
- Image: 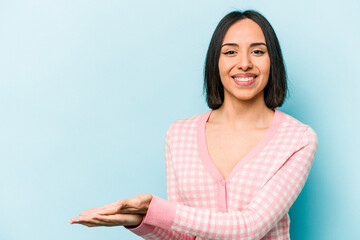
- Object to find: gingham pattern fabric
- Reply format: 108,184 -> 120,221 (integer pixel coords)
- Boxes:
129,109 -> 318,240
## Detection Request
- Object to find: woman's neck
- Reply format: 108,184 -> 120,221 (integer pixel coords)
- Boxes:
209,96 -> 274,130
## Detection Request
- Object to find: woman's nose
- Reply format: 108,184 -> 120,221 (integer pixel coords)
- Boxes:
236,54 -> 253,71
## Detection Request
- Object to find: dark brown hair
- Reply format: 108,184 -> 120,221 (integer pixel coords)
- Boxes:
204,10 -> 287,109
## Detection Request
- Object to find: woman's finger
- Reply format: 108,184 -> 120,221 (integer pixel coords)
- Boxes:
70,215 -> 113,227
93,213 -> 143,227
77,200 -> 124,216
75,222 -> 99,227
98,200 -> 124,215
71,212 -> 143,227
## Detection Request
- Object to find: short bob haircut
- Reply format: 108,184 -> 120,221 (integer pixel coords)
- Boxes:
204,10 -> 287,109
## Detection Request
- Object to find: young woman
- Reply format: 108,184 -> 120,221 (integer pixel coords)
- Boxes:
70,10 -> 318,239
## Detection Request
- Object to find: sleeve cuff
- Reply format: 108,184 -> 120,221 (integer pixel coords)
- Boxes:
143,195 -> 177,230
125,217 -> 155,236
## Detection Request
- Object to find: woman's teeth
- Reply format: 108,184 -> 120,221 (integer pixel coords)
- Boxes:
234,77 -> 254,82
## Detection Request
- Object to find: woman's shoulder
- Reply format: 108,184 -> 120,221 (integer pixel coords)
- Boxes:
165,110 -> 210,137
276,109 -> 318,145
278,109 -> 314,128
171,111 -> 209,126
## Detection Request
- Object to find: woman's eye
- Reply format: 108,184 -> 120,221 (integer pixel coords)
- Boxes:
252,50 -> 265,55
224,50 -> 236,55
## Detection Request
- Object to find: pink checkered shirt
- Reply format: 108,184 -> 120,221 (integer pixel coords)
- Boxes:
129,109 -> 318,239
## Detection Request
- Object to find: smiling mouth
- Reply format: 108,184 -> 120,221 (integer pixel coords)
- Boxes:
233,76 -> 255,82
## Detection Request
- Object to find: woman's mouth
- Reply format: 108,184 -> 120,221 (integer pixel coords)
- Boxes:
233,75 -> 256,86
234,76 -> 254,82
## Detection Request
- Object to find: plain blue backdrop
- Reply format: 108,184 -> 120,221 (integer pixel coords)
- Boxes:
1,0 -> 359,239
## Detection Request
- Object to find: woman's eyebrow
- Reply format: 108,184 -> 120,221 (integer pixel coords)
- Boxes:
221,43 -> 239,47
250,42 -> 267,47
221,42 -> 267,47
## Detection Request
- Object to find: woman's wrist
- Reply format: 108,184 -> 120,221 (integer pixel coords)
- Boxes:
125,214 -> 144,228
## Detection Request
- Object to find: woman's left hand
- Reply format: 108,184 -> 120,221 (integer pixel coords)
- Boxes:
69,193 -> 153,227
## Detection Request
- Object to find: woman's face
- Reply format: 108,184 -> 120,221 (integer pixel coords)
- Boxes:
218,18 -> 270,105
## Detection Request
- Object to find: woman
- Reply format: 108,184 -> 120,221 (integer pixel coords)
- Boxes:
70,10 -> 318,239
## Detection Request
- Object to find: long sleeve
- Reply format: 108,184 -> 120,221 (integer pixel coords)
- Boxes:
142,126 -> 318,239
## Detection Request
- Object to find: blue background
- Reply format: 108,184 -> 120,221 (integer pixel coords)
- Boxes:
1,0 -> 359,239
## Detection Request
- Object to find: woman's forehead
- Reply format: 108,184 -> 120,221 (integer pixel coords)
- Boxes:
222,19 -> 266,45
